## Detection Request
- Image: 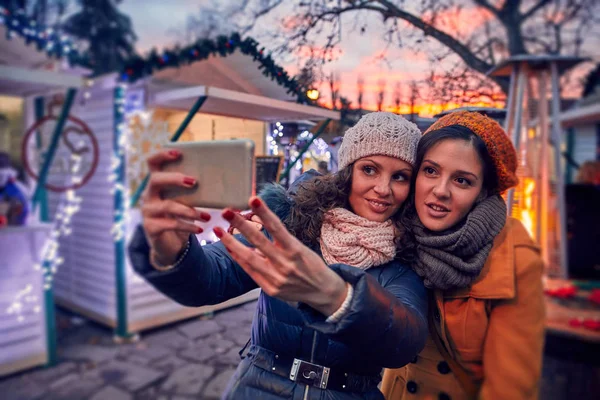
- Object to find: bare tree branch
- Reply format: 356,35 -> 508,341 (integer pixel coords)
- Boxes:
472,0 -> 500,16
522,0 -> 553,21
375,0 -> 494,75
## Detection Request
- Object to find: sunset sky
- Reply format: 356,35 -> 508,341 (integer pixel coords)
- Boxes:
120,0 -> 598,117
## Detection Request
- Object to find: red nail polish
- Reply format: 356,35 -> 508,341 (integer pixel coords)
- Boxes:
222,210 -> 235,221
183,177 -> 196,186
196,227 -> 203,234
199,211 -> 211,221
168,150 -> 180,157
213,227 -> 224,238
251,198 -> 261,208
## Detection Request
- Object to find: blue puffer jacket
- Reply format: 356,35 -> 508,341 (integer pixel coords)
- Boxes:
128,173 -> 428,400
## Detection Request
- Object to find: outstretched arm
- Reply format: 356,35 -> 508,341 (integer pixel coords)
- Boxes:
128,226 -> 257,307
218,196 -> 428,368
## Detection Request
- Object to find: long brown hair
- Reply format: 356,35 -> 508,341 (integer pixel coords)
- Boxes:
398,125 -> 501,263
285,165 -> 410,262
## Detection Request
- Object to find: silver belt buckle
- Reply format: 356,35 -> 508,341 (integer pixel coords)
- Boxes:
289,358 -> 330,389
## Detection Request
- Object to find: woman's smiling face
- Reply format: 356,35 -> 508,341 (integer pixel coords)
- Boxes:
415,139 -> 485,232
348,155 -> 413,222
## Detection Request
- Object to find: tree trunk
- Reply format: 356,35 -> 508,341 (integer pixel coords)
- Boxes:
499,4 -> 528,56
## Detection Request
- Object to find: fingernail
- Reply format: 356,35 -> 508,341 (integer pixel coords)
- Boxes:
222,209 -> 235,221
196,227 -> 203,234
168,150 -> 180,157
183,177 -> 196,186
213,227 -> 223,238
251,198 -> 261,208
199,211 -> 211,221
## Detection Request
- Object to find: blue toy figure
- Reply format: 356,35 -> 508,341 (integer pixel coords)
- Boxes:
0,152 -> 29,227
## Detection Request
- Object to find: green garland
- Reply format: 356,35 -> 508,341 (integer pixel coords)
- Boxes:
120,32 -> 312,104
1,6 -> 311,105
0,7 -> 88,68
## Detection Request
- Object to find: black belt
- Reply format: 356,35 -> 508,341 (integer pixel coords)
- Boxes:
246,345 -> 381,393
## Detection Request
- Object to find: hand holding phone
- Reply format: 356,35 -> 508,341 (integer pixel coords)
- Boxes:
160,140 -> 255,210
141,150 -> 211,266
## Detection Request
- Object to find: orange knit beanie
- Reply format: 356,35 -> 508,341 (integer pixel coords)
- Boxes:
424,111 -> 519,193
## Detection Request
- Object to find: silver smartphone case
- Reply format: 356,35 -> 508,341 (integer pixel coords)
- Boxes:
162,140 -> 255,210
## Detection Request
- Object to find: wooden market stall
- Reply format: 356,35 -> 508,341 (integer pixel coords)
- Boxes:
0,9 -> 86,375
39,35 -> 339,340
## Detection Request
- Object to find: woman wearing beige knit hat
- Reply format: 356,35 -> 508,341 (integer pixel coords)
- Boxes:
129,112 -> 428,399
382,111 -> 545,400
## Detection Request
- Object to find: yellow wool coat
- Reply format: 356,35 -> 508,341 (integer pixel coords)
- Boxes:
381,218 -> 546,400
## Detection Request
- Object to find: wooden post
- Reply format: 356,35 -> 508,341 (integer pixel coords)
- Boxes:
34,97 -> 49,222
550,62 -> 569,278
503,65 -> 518,135
113,85 -> 134,340
538,71 -> 550,266
35,88 -> 77,366
506,67 -> 527,216
32,88 -> 77,212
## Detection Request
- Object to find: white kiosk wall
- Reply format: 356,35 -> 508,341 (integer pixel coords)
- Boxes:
28,84 -> 261,336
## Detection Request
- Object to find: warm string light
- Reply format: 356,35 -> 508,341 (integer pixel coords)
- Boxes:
268,121 -> 285,155
298,130 -> 312,140
5,151 -> 84,323
5,77 -> 97,322
110,84 -> 131,243
5,284 -> 38,323
312,138 -> 329,156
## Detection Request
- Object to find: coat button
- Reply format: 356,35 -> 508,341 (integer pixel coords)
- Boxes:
437,361 -> 451,374
439,393 -> 451,400
411,356 -> 418,363
406,381 -> 418,394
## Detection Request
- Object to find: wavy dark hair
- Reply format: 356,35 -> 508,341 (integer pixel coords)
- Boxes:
396,124 -> 499,263
284,165 -> 410,262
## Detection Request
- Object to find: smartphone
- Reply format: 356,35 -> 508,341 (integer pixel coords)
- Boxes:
161,140 -> 255,210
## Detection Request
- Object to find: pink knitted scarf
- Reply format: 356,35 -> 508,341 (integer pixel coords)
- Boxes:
319,208 -> 397,270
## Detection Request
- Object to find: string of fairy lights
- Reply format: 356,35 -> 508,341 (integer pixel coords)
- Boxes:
6,152 -> 84,322
1,6 -> 326,323
0,6 -> 85,67
5,82 -> 134,322
267,122 -> 332,175
110,83 -> 130,244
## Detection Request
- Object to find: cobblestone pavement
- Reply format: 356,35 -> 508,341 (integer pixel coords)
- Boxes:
1,299 -> 599,400
0,301 -> 256,400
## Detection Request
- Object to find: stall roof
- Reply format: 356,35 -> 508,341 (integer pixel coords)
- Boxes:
0,26 -> 86,96
557,102 -> 600,128
122,33 -> 312,105
0,64 -> 84,97
150,85 -> 339,122
487,55 -> 589,77
151,50 -> 296,102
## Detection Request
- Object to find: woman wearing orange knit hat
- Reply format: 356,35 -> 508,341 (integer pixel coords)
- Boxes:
381,111 -> 545,400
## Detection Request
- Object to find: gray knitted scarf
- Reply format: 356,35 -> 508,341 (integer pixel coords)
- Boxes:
411,194 -> 507,290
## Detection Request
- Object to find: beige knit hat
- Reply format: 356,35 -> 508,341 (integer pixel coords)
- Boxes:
338,112 -> 421,170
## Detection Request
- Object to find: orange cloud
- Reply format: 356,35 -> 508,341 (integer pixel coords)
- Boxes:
281,15 -> 309,32
422,4 -> 495,39
278,4 -> 502,116
294,45 -> 344,61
